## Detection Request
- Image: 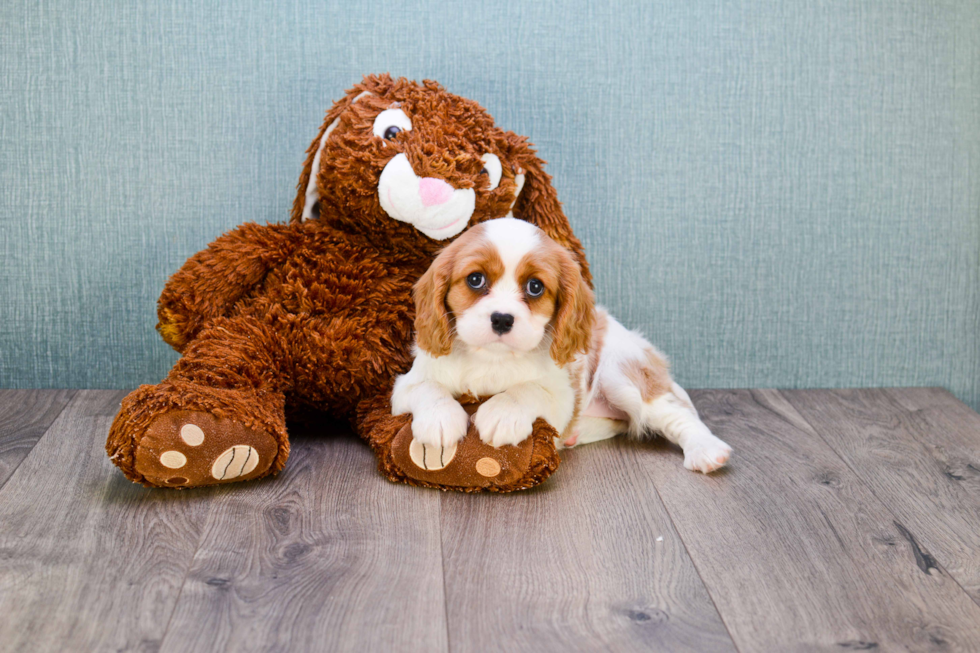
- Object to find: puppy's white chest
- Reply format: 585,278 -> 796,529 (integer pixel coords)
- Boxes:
436,350 -> 559,397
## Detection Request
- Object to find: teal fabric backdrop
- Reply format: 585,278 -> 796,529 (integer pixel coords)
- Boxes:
2,0 -> 978,409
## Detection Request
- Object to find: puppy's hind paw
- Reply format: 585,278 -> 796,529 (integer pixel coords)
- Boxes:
683,439 -> 732,474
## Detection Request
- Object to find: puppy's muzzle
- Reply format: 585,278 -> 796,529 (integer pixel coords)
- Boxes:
490,312 -> 514,335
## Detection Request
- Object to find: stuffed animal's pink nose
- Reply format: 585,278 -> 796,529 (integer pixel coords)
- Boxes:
418,177 -> 454,207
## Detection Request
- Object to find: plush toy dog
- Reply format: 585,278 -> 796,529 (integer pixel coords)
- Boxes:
106,74 -> 588,491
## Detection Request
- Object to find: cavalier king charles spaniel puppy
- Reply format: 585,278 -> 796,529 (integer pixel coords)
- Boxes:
391,218 -> 732,473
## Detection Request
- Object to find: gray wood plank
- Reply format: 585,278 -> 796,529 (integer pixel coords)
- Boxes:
885,387 -> 966,412
642,389 -> 980,652
0,390 -> 214,653
783,388 -> 980,605
0,389 -> 76,489
440,437 -> 736,653
159,424 -> 449,653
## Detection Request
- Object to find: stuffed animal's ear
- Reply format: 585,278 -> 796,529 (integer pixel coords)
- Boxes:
291,74 -> 393,224
413,249 -> 456,357
291,93 -> 355,224
509,149 -> 593,287
550,250 -> 595,367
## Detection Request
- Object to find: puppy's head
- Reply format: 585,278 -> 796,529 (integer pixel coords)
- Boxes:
414,217 -> 593,365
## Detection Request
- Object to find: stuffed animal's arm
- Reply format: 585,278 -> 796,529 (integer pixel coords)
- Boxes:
157,222 -> 296,350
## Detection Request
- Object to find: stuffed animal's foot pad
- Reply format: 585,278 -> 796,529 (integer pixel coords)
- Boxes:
408,439 -> 458,471
135,410 -> 277,487
474,457 -> 501,477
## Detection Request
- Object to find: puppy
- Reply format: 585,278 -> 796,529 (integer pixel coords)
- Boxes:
391,218 -> 732,473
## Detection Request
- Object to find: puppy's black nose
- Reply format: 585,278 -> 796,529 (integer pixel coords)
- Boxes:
490,312 -> 514,335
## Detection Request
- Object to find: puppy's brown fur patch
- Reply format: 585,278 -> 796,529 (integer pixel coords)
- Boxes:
414,250 -> 457,357
621,348 -> 672,402
446,236 -> 506,315
586,309 -> 609,390
513,238 -> 593,366
563,361 -> 585,441
515,246 -> 561,322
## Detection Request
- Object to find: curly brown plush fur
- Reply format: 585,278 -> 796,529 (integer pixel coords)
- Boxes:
106,74 -> 588,490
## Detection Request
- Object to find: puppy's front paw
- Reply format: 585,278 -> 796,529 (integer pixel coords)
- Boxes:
410,398 -> 469,448
683,435 -> 733,474
474,394 -> 536,448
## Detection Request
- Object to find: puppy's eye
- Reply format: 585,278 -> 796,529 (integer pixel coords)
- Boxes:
525,278 -> 544,297
466,272 -> 486,290
480,153 -> 502,191
372,108 -> 412,140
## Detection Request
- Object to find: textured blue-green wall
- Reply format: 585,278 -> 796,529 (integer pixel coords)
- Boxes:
2,1 -> 978,408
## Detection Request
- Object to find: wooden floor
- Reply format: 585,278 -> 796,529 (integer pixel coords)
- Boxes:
1,389 -> 979,652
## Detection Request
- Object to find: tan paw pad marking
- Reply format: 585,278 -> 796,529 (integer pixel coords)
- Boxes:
180,423 -> 205,446
160,450 -> 187,469
211,445 -> 260,480
475,457 -> 501,478
408,439 -> 457,471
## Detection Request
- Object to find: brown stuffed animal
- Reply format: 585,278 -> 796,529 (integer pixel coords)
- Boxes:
106,74 -> 590,491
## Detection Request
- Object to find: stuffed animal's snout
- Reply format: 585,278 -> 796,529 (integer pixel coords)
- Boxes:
378,153 -> 476,240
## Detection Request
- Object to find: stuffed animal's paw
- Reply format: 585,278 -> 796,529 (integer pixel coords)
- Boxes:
382,395 -> 563,492
156,307 -> 188,349
136,410 -> 279,487
683,435 -> 732,474
474,394 -> 536,448
410,398 -> 470,448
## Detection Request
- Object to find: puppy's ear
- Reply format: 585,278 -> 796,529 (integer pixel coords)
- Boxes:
505,135 -> 593,288
413,248 -> 456,357
291,74 -> 395,223
550,251 -> 595,366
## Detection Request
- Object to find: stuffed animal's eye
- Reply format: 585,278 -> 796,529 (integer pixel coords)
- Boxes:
526,278 -> 544,297
372,107 -> 412,140
466,272 -> 486,290
480,153 -> 502,190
